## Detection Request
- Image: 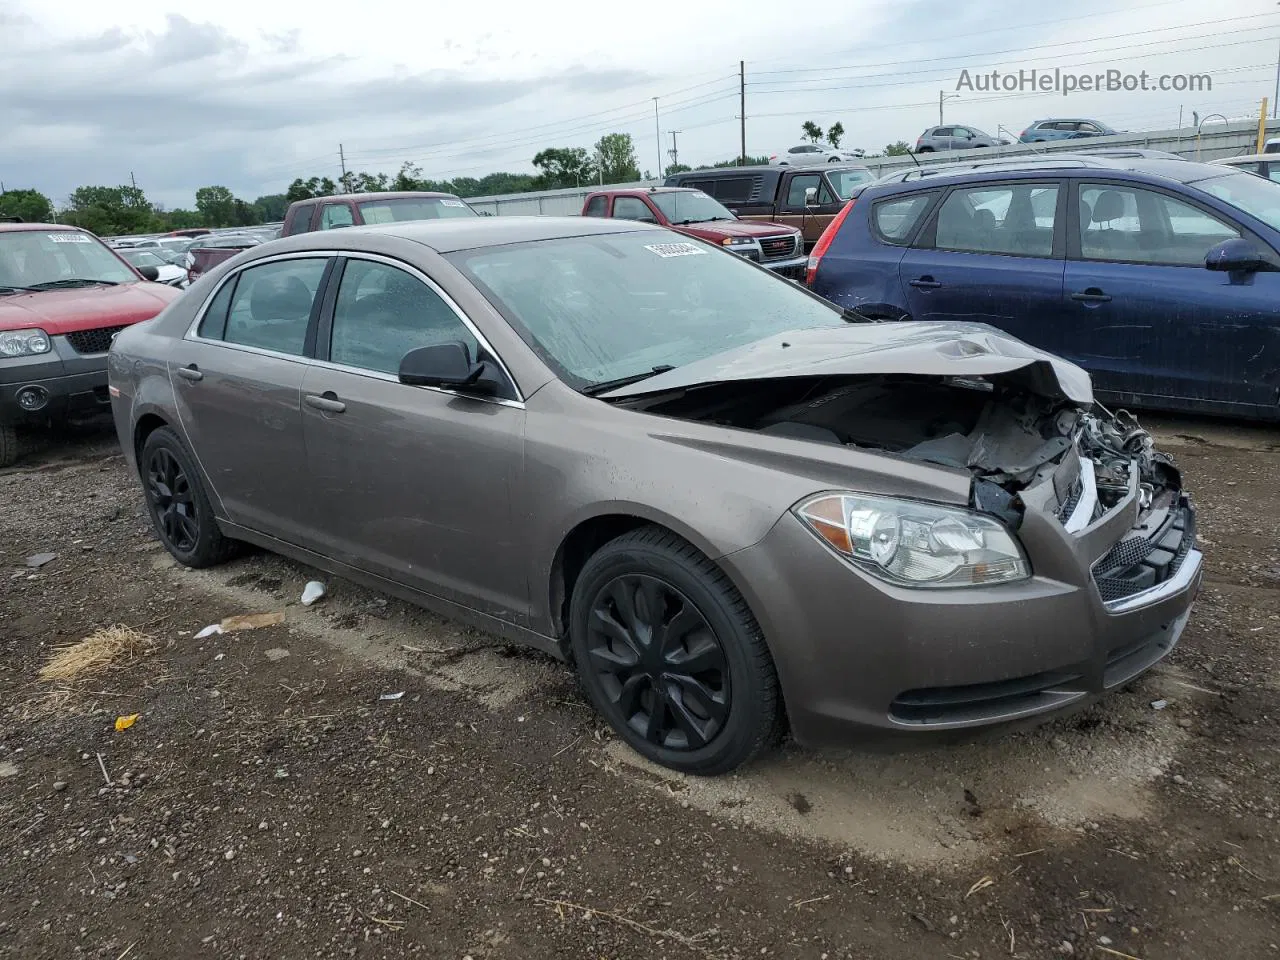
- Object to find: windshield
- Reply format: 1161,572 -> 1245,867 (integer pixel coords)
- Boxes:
356,197 -> 476,223
1195,172 -> 1280,232
828,169 -> 875,198
121,250 -> 164,267
0,230 -> 137,289
648,191 -> 735,224
447,231 -> 845,389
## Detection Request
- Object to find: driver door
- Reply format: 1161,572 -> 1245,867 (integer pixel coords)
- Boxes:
299,255 -> 529,620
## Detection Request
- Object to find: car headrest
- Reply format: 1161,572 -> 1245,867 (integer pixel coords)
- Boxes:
1091,190 -> 1126,223
250,274 -> 312,322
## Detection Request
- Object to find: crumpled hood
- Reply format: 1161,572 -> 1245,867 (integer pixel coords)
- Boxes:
0,282 -> 181,335
602,321 -> 1094,404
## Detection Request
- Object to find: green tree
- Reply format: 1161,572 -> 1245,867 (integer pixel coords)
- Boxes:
664,162 -> 692,177
339,171 -> 390,194
61,185 -> 157,235
253,194 -> 289,221
0,188 -> 53,223
801,121 -> 824,144
884,140 -> 912,156
285,176 -> 337,202
532,147 -> 595,189
703,155 -> 769,169
195,186 -> 236,227
162,208 -> 203,230
593,133 -> 640,184
827,122 -> 845,148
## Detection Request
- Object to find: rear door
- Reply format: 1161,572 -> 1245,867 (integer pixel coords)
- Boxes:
171,254 -> 333,543
298,255 -> 528,618
1063,179 -> 1280,410
899,179 -> 1068,344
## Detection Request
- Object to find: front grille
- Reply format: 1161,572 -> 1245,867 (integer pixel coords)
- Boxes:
1092,497 -> 1195,604
759,235 -> 798,260
65,325 -> 127,354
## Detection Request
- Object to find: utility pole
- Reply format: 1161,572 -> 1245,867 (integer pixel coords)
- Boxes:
1274,35 -> 1279,119
130,171 -> 137,190
668,131 -> 682,170
739,61 -> 747,165
339,144 -> 348,192
652,98 -> 662,181
938,91 -> 959,126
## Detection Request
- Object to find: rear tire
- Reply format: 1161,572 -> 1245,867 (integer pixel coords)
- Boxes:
569,526 -> 782,775
139,426 -> 238,568
917,146 -> 934,153
0,425 -> 17,468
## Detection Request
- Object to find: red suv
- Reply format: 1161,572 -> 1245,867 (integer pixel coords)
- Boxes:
582,188 -> 807,279
0,221 -> 182,466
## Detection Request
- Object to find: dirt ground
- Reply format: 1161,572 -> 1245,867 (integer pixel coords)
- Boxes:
1,415 -> 1278,960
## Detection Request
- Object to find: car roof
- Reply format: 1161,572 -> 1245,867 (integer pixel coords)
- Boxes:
290,191 -> 459,205
0,222 -> 85,234
1213,154 -> 1271,164
592,187 -> 698,195
288,215 -> 659,253
869,156 -> 1237,192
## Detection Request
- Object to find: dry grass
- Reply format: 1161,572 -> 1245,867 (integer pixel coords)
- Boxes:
38,625 -> 155,683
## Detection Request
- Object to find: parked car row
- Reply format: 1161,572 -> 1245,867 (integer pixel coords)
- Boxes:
914,118 -> 1121,153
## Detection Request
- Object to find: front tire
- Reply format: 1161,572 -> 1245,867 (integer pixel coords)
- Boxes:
0,425 -> 17,468
140,426 -> 237,568
569,527 -> 782,775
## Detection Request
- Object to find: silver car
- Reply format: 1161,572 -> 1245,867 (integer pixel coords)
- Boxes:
915,125 -> 1007,152
108,217 -> 1202,775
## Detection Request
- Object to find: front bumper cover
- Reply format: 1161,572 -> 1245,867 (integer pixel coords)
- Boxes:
0,335 -> 112,425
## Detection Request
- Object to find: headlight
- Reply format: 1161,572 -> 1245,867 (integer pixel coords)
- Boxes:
794,493 -> 1030,588
721,237 -> 754,246
0,329 -> 52,358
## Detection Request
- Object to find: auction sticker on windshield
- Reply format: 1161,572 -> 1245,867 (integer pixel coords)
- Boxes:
49,234 -> 91,243
644,242 -> 707,258
440,199 -> 466,207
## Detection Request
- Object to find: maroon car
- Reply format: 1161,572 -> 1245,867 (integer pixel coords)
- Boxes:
582,188 -> 806,279
281,191 -> 478,237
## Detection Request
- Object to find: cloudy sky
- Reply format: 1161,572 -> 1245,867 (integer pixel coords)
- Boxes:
1,0 -> 1277,210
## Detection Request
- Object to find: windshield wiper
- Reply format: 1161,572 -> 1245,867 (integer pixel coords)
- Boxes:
0,284 -> 40,295
841,307 -> 885,323
28,278 -> 120,290
582,365 -> 676,397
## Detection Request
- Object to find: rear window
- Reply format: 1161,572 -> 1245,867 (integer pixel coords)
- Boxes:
710,177 -> 755,203
872,193 -> 936,243
356,197 -> 476,223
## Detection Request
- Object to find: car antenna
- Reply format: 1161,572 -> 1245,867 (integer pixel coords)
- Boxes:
907,150 -> 921,169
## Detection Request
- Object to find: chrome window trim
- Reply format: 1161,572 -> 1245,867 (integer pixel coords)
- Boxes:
305,356 -> 525,410
183,249 -> 525,405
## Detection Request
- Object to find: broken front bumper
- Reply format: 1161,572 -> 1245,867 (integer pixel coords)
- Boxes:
719,454 -> 1202,748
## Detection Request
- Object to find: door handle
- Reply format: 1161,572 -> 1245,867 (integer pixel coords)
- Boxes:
909,277 -> 942,289
304,392 -> 346,413
1071,288 -> 1112,303
175,364 -> 203,382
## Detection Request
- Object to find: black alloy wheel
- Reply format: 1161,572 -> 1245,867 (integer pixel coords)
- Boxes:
147,447 -> 198,552
585,574 -> 729,751
569,527 -> 782,775
139,426 -> 237,568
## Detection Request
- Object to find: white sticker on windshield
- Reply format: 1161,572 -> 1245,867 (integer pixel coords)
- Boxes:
440,199 -> 466,207
49,233 -> 91,243
643,242 -> 706,258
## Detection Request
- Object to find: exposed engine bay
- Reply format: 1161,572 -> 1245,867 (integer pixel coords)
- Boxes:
631,374 -> 1181,529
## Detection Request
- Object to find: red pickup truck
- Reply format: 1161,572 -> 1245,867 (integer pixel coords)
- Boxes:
581,187 -> 806,279
0,221 -> 181,466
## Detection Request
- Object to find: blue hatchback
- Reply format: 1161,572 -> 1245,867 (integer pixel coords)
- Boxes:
807,158 -> 1280,419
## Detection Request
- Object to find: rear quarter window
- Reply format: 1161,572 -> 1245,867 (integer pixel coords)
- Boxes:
872,193 -> 936,243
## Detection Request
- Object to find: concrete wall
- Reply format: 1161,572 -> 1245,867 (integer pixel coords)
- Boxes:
466,120 -> 1279,216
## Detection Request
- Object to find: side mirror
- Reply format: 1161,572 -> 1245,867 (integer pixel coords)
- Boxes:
803,187 -> 818,206
398,341 -> 496,395
1205,238 -> 1268,273
137,265 -> 160,281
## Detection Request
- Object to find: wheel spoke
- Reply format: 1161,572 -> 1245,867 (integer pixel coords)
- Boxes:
587,642 -> 639,670
606,580 -> 639,633
668,674 -> 728,725
635,578 -> 666,629
614,673 -> 647,718
643,690 -> 668,743
590,607 -> 641,660
664,633 -> 723,675
665,683 -> 712,749
658,603 -> 707,656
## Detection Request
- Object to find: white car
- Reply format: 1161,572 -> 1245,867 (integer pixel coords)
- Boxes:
771,143 -> 865,164
117,248 -> 187,288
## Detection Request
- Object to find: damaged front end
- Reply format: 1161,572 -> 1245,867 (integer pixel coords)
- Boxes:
631,368 -> 1195,608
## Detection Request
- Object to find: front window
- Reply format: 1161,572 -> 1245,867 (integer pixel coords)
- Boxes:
647,191 -> 734,225
447,231 -> 844,390
828,169 -> 874,199
356,197 -> 476,224
1193,172 -> 1280,232
0,230 -> 138,291
121,250 -> 165,269
1080,183 -> 1239,266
